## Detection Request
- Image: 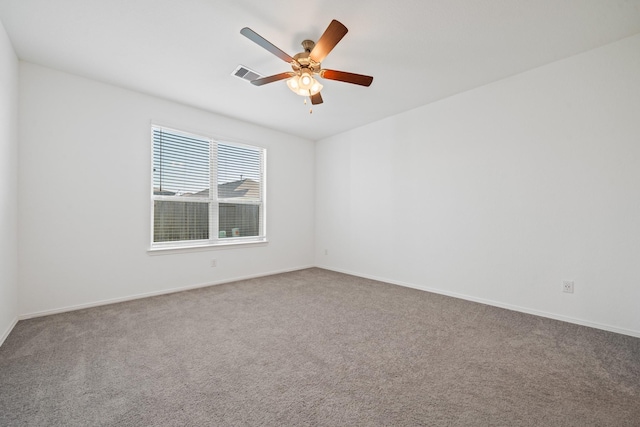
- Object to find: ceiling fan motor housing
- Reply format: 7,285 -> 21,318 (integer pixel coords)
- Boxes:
292,40 -> 321,75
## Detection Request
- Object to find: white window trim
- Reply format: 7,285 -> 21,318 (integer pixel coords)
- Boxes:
148,124 -> 267,251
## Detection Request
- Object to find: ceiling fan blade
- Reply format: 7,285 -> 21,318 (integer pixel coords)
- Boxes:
310,92 -> 323,105
251,72 -> 294,86
309,20 -> 348,63
320,69 -> 373,86
240,27 -> 294,63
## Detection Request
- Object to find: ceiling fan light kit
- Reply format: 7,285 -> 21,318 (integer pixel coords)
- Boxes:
240,20 -> 373,106
287,71 -> 323,97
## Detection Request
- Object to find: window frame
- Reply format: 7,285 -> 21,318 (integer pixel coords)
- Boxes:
149,125 -> 267,251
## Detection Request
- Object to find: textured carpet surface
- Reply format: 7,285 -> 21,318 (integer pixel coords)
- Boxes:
1,268 -> 639,426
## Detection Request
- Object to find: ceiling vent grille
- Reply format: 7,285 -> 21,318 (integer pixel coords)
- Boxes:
232,65 -> 262,82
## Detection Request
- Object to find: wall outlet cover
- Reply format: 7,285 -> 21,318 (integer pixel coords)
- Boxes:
562,280 -> 574,293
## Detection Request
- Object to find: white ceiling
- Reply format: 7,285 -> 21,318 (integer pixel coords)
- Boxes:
1,0 -> 640,140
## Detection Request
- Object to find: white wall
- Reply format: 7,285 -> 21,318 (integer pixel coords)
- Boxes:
316,34 -> 640,337
0,19 -> 19,345
18,62 -> 315,317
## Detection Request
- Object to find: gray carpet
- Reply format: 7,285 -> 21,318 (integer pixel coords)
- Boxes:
1,268 -> 639,426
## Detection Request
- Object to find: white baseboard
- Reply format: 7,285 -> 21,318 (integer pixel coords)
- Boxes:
0,317 -> 18,348
316,264 -> 640,339
19,265 -> 315,320
17,263 -> 639,339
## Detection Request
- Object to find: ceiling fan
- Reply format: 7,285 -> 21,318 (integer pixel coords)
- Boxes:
240,19 -> 373,105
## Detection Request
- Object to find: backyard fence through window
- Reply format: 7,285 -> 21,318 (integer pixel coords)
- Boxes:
151,126 -> 266,248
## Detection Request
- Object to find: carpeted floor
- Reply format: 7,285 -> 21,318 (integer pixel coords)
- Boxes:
1,268 -> 639,426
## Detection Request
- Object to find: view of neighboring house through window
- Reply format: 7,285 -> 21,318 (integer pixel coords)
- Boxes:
151,126 -> 265,248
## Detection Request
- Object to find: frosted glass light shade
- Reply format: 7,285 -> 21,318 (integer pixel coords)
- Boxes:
287,73 -> 323,97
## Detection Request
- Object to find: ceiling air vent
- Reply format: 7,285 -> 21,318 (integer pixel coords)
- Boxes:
232,65 -> 262,82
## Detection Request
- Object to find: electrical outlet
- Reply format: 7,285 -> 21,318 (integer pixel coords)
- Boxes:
324,249 -> 328,255
210,259 -> 217,268
562,280 -> 574,293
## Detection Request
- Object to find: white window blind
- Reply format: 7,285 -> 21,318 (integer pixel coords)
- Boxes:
151,126 -> 265,248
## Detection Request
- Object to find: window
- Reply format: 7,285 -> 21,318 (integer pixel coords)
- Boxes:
151,126 -> 266,249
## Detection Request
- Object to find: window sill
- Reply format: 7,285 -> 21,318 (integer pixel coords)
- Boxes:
147,239 -> 268,255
